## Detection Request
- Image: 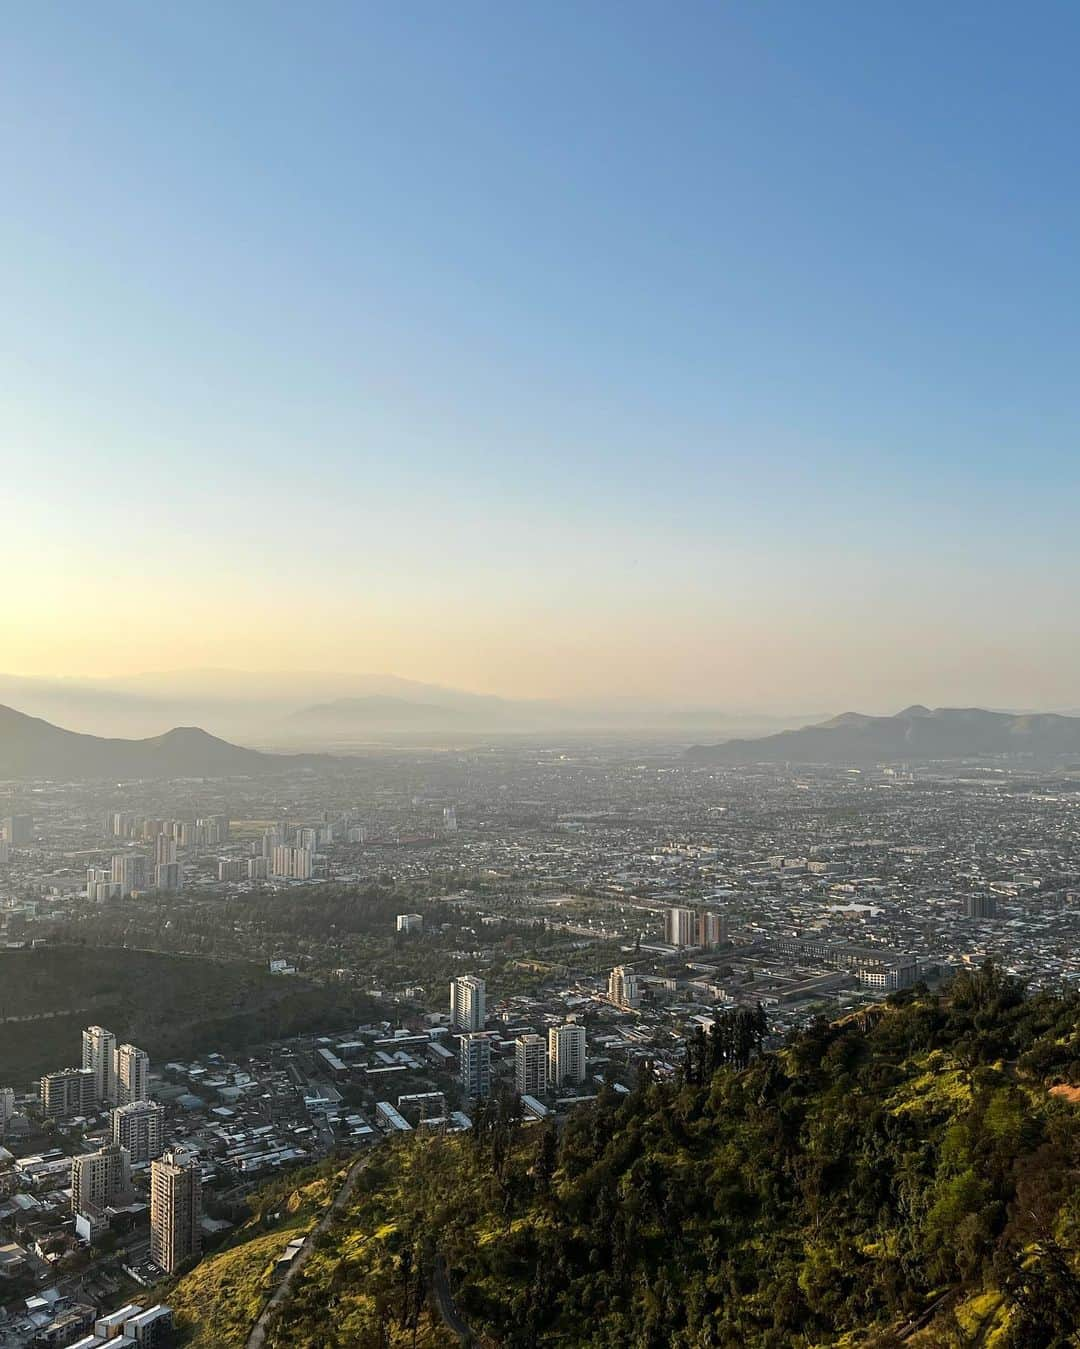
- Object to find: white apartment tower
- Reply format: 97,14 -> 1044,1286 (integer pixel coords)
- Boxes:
150,1150 -> 202,1274
514,1034 -> 548,1097
270,845 -> 313,880
665,906 -> 697,948
116,1044 -> 150,1105
450,975 -> 486,1031
72,1142 -> 131,1213
697,911 -> 726,949
548,1023 -> 587,1086
82,1025 -> 117,1104
41,1068 -> 97,1119
608,966 -> 641,1009
459,1033 -> 492,1100
112,1100 -> 165,1164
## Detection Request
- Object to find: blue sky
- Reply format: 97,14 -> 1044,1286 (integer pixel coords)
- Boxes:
4,2 -> 1079,708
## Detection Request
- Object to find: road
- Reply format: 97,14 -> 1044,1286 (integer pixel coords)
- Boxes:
244,1152 -> 369,1349
428,1251 -> 483,1348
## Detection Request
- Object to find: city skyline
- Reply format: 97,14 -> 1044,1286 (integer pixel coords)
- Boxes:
6,2 -> 1080,709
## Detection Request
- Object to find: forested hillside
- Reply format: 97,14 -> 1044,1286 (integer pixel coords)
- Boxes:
0,945 -> 375,1083
176,966 -> 1080,1348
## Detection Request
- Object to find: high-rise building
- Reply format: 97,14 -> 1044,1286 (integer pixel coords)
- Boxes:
1,815 -> 32,845
0,1087 -> 15,1130
106,811 -> 134,839
41,1068 -> 98,1119
111,853 -> 147,897
443,806 -> 458,833
112,1101 -> 165,1164
116,1044 -> 150,1105
82,1025 -> 118,1104
547,1023 -> 587,1087
150,1151 -> 202,1274
155,833 -> 177,866
261,828 -> 283,859
965,894 -> 998,920
198,816 -> 230,845
154,861 -> 183,891
450,976 -> 486,1031
217,858 -> 244,882
247,856 -> 268,881
177,822 -> 203,850
514,1034 -> 547,1096
87,867 -> 121,902
608,966 -> 640,1009
697,911 -> 726,949
665,906 -> 697,948
396,913 -> 423,934
270,845 -> 313,880
72,1143 -> 131,1213
459,1033 -> 492,1100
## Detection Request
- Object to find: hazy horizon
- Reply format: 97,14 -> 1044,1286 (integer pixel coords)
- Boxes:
2,664 -> 1080,724
8,3 -> 1080,711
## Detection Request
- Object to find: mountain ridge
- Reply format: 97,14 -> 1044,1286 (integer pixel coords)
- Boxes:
688,704 -> 1080,765
0,703 -> 327,780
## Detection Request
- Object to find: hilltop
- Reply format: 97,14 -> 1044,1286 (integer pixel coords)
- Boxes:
172,968 -> 1080,1347
688,704 -> 1080,765
0,703 -> 328,779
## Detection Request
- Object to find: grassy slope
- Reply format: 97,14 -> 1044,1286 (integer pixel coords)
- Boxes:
0,945 -> 374,1084
169,1162 -> 345,1348
187,977 -> 1080,1349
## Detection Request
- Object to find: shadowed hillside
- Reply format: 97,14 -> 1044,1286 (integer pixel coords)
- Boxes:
688,705 -> 1080,765
0,946 -> 376,1084
0,703 -> 329,779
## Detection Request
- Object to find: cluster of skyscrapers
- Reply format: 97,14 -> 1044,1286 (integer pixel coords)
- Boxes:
105,813 -> 229,848
448,976 -> 588,1102
664,905 -> 727,949
35,1024 -> 199,1269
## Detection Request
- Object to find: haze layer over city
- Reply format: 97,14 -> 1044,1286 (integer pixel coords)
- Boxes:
3,4 -> 1079,1349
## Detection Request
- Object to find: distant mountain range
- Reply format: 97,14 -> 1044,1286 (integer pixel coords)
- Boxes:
687,705 -> 1080,765
0,670 -> 802,742
0,704 -> 324,780
7,700 -> 1080,778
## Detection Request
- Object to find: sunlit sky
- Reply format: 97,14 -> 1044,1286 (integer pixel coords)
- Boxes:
5,2 -> 1080,710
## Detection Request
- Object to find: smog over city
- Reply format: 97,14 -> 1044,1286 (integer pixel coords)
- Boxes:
2,5 -> 1079,1348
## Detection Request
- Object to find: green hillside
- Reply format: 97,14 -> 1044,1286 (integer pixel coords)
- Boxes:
168,1161 -> 348,1349
173,966 -> 1080,1348
0,945 -> 376,1084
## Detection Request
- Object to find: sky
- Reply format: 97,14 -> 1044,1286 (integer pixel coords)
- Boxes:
4,2 -> 1080,712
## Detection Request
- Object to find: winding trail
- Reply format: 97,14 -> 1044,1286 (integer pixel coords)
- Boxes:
244,1153 -> 369,1349
428,1251 -> 482,1347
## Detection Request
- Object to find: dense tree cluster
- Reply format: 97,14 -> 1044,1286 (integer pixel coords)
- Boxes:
241,964 -> 1080,1349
